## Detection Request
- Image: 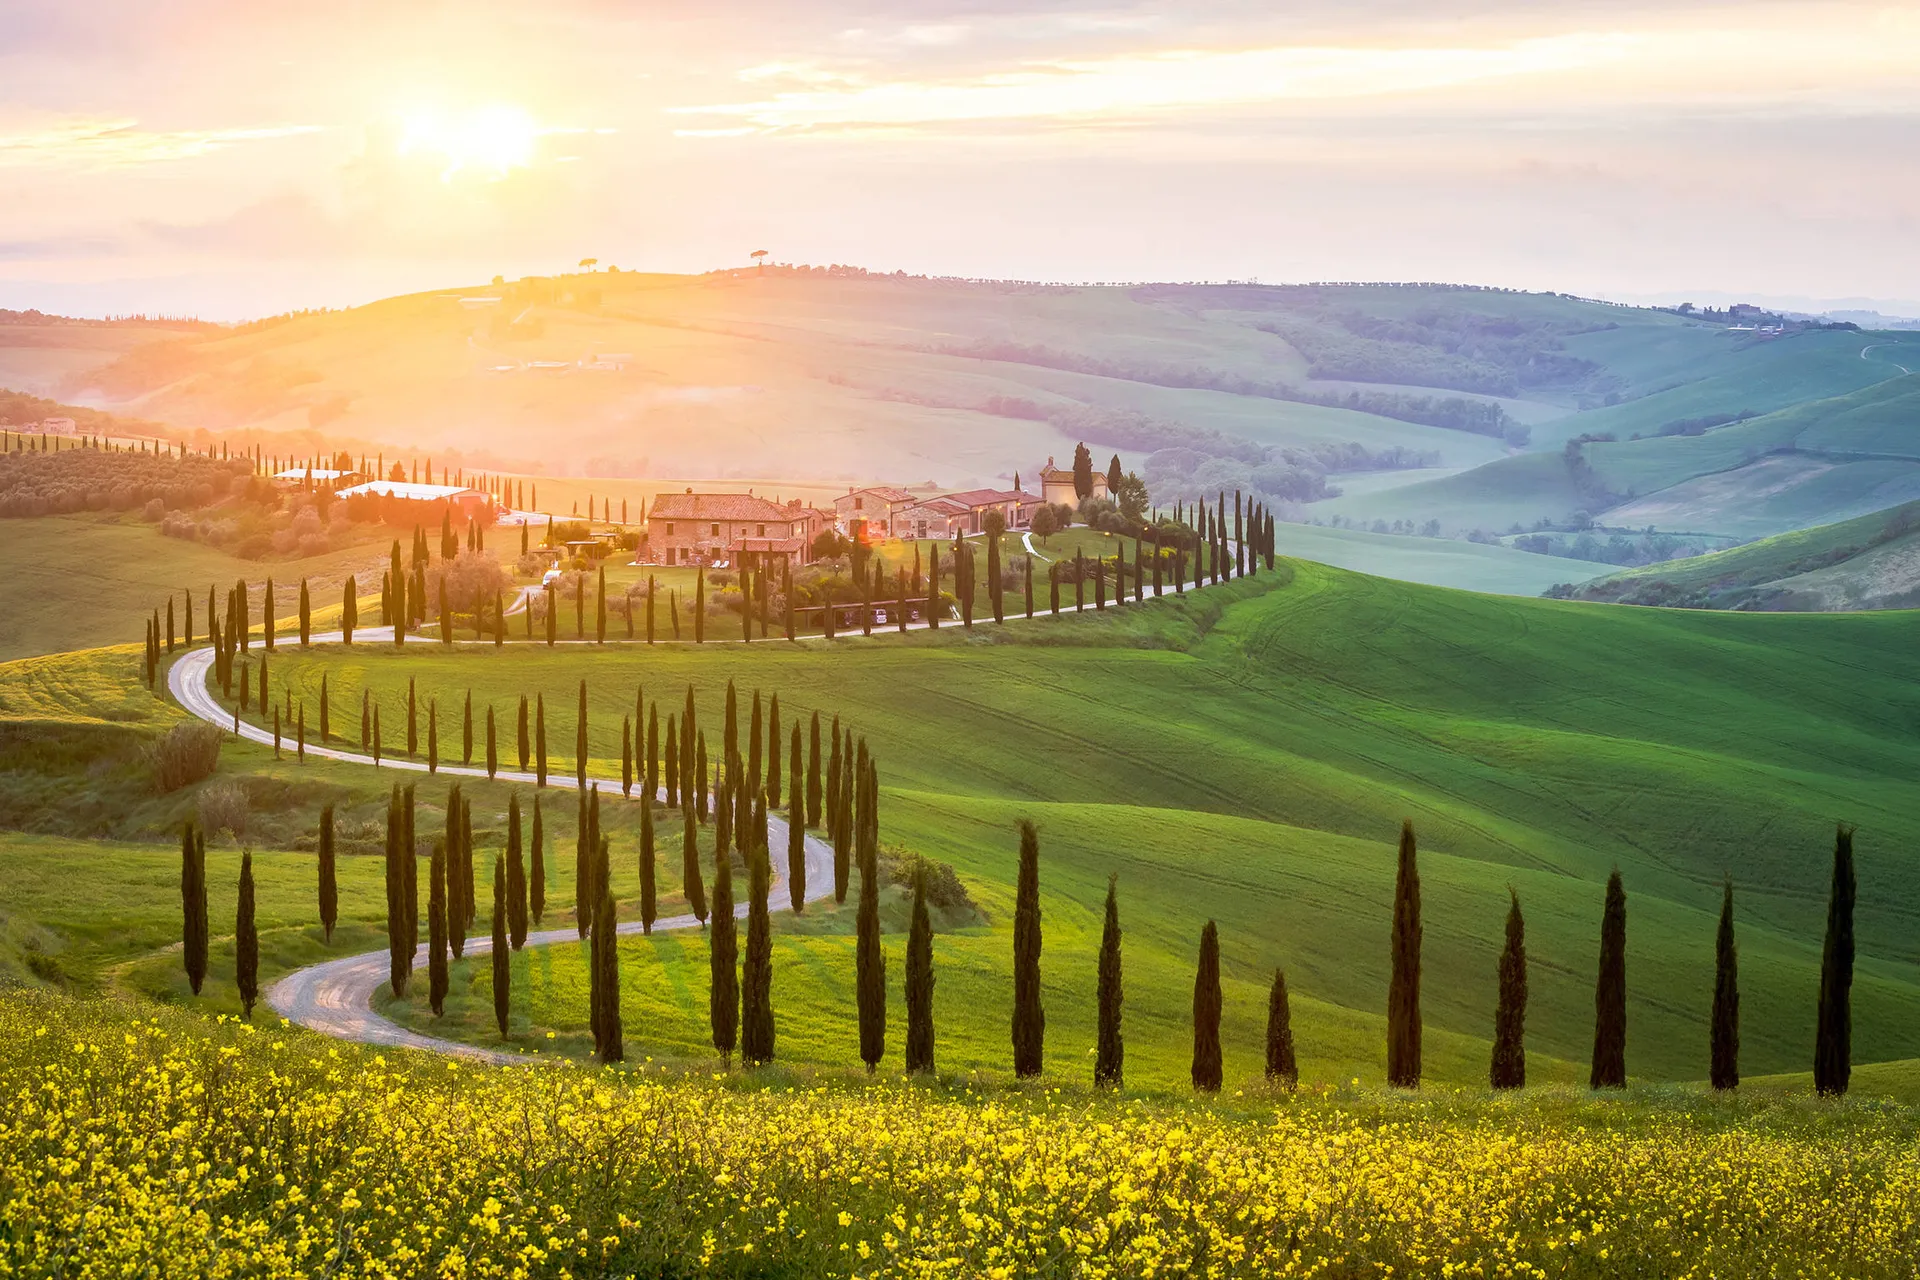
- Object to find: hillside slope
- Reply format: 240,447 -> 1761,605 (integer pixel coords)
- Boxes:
1567,499 -> 1920,609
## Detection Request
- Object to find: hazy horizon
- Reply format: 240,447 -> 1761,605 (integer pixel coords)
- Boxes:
5,0 -> 1919,321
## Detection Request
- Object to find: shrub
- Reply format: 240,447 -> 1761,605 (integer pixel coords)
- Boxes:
196,779 -> 249,840
147,722 -> 224,793
142,497 -> 165,521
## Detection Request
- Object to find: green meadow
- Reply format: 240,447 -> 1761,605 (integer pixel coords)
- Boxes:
180,558 -> 1920,1091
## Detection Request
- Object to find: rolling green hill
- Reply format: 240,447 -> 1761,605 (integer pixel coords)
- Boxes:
79,560 -> 1918,1093
1567,499 -> 1920,610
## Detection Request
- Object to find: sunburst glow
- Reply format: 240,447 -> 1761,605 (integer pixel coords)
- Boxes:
397,105 -> 540,182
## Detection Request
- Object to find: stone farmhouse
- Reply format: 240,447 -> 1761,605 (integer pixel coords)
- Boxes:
645,490 -> 830,568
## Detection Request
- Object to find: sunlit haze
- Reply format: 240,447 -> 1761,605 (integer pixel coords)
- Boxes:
3,0 -> 1919,317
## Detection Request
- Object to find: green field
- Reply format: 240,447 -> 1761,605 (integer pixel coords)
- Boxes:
133,559 -> 1920,1093
1570,499 -> 1920,610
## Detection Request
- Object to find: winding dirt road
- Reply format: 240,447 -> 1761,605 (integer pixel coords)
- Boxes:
167,551 -> 1244,1062
169,628 -> 835,1063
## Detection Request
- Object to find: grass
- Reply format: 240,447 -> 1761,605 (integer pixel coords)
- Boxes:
1572,499 -> 1920,610
200,560 -> 1920,1091
0,513 -> 389,661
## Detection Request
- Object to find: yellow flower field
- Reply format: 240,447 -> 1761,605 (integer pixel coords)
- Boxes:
0,993 -> 1915,1278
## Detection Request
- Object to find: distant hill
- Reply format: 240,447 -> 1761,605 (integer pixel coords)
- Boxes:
1561,499 -> 1920,610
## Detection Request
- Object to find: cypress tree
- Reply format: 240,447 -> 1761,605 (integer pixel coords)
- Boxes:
407,677 -> 418,757
647,703 -> 660,800
1590,869 -> 1628,1090
748,690 -> 764,798
828,725 -> 846,899
1814,824 -> 1857,1096
342,576 -> 356,644
462,691 -> 473,765
298,577 -> 311,646
507,794 -> 527,948
807,710 -> 822,826
181,821 -> 208,995
905,862 -> 934,1074
1011,819 -> 1045,1077
1094,872 -> 1123,1088
987,530 -> 1003,623
767,695 -> 781,806
1491,890 -> 1527,1090
403,785 -> 418,955
710,811 -> 739,1062
536,693 -> 548,787
696,731 -> 709,822
263,576 -> 276,650
592,863 -> 623,1064
665,716 -> 680,806
1191,920 -> 1222,1093
855,809 -> 885,1073
682,799 -> 708,924
576,679 -> 589,790
426,701 -> 438,773
235,850 -> 258,1018
1711,878 -> 1740,1091
724,680 -> 739,763
1266,969 -> 1297,1089
318,803 -> 337,942
486,705 -> 497,778
385,786 -> 408,997
622,715 -> 633,797
695,566 -> 705,643
743,843 -> 774,1065
446,786 -> 469,957
639,794 -> 657,934
596,564 -> 607,642
492,854 -> 510,1036
428,839 -> 449,1016
1386,819 -> 1423,1088
575,788 -> 592,939
530,795 -> 547,923
1024,554 -> 1034,618
788,727 -> 806,912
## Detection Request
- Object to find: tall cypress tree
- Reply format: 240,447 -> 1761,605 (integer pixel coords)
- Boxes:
592,866 -> 623,1064
1710,878 -> 1739,1091
1095,872 -> 1123,1088
298,577 -> 311,646
683,799 -> 708,924
181,821 -> 208,995
462,691 -> 473,765
639,795 -> 657,935
1814,824 -> 1857,1096
828,724 -> 847,900
904,862 -> 935,1074
1491,890 -> 1527,1090
486,705 -> 497,778
385,786 -> 408,997
1266,969 -> 1297,1089
517,694 -> 530,771
647,702 -> 659,800
788,728 -> 806,912
748,690 -> 764,798
807,710 -> 823,826
766,695 -> 781,806
529,795 -> 546,924
575,788 -> 593,938
1589,869 -> 1628,1090
622,715 -> 633,798
665,716 -> 680,806
491,854 -> 510,1035
318,803 -> 337,942
428,839 -> 449,1016
235,850 -> 258,1018
403,785 -> 418,956
342,575 -> 357,644
576,680 -> 589,790
1386,820 -> 1423,1088
855,813 -> 885,1073
742,843 -> 774,1065
1011,819 -> 1045,1077
709,811 -> 739,1063
443,783 -> 465,953
1191,920 -> 1222,1093
536,693 -> 548,787
506,794 -> 527,948
407,677 -> 418,757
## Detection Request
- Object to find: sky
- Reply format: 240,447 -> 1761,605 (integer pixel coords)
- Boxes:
3,0 -> 1919,319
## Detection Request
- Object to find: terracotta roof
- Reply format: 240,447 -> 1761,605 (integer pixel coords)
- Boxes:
1038,468 -> 1076,482
648,492 -> 796,523
941,487 -> 1033,508
912,496 -> 971,515
337,481 -> 487,501
838,486 -> 915,505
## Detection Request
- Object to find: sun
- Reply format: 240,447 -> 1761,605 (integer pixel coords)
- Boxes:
397,104 -> 540,182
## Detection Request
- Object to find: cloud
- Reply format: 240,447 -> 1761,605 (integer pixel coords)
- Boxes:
0,119 -> 322,169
